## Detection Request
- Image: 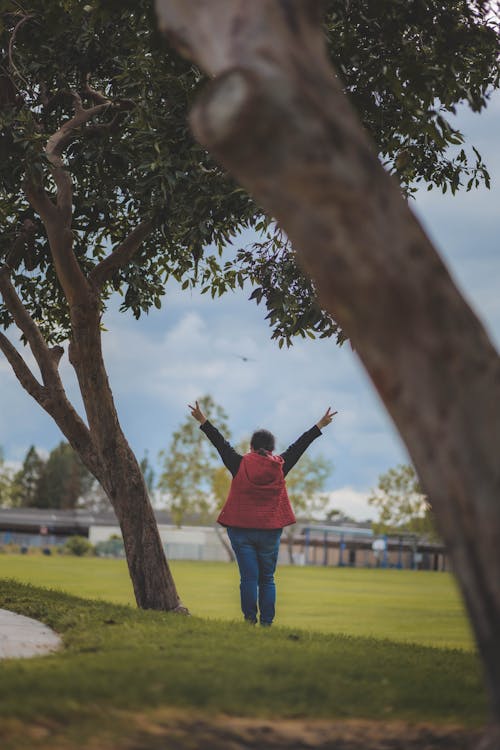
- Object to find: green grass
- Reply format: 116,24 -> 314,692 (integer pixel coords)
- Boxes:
0,579 -> 486,732
0,555 -> 474,650
0,559 -> 485,748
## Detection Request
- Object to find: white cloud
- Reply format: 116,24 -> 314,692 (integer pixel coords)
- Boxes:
325,487 -> 375,522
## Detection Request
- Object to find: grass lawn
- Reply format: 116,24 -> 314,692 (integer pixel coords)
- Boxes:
0,578 -> 486,750
0,554 -> 474,650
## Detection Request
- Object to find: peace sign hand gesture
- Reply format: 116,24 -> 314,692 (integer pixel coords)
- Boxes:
188,400 -> 207,424
316,407 -> 337,430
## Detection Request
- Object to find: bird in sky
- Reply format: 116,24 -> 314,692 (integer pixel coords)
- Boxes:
232,353 -> 256,362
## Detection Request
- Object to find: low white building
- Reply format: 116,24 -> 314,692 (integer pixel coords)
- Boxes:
89,523 -> 232,562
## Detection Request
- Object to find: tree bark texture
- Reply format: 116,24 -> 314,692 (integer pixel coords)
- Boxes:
156,0 -> 500,737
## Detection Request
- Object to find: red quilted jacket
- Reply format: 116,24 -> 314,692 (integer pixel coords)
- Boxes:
217,451 -> 296,529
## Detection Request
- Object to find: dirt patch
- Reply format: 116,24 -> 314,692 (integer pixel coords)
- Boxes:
1,712 -> 483,750
125,713 -> 481,750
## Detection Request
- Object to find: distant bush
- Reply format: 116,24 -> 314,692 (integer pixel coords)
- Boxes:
95,537 -> 125,558
64,536 -> 95,557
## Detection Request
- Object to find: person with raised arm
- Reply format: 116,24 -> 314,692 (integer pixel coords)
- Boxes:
188,401 -> 337,626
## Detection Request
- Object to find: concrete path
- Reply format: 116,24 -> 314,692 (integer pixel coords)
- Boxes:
0,609 -> 62,659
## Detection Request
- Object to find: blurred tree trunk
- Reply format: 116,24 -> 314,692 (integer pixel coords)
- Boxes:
156,1 -> 500,742
214,525 -> 235,562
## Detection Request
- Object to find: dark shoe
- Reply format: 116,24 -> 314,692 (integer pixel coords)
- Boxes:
244,617 -> 257,625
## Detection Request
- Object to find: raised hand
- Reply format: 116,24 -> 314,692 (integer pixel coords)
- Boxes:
316,407 -> 337,430
188,400 -> 207,424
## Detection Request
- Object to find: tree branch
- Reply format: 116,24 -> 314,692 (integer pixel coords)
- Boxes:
0,330 -> 45,402
23,95 -> 113,307
0,274 -> 103,480
23,179 -> 58,226
0,265 -> 63,387
89,220 -> 153,288
8,13 -> 35,88
5,218 -> 37,270
37,87 -> 137,306
83,76 -> 110,105
0,331 -> 104,479
45,98 -> 111,224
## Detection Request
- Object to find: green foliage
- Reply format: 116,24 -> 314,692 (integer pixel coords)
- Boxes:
63,535 -> 94,556
36,442 -> 94,509
236,227 -> 346,349
157,395 -> 231,525
0,446 -> 18,507
11,445 -> 43,507
285,453 -> 333,518
0,0 -> 256,342
210,463 -> 232,512
223,0 -> 500,347
0,0 -> 498,350
13,442 -> 95,509
12,442 -> 95,509
368,463 -> 438,539
325,0 -> 499,196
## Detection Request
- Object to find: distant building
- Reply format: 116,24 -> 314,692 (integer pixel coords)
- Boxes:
0,508 -> 447,570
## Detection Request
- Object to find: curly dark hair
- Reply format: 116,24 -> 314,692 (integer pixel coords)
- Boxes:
250,429 -> 275,455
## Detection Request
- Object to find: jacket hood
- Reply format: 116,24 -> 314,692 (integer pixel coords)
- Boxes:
240,451 -> 284,487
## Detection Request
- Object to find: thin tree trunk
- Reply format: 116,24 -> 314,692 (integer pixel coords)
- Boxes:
285,528 -> 295,565
157,0 -> 500,740
214,524 -> 235,562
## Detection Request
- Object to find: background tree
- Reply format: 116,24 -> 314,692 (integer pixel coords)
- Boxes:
325,508 -> 357,525
0,447 -> 17,507
12,442 -> 98,509
368,464 -> 438,540
140,452 -> 156,497
158,395 -> 230,526
34,442 -> 95,510
156,0 -> 500,743
76,478 -> 113,513
284,453 -> 332,563
13,445 -> 44,508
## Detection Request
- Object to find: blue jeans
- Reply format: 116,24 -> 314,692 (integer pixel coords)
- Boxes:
227,527 -> 282,625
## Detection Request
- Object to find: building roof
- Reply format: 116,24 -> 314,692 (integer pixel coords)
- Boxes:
0,507 -> 179,534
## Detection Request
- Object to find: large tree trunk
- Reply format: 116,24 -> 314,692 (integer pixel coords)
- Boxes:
156,0 -> 500,741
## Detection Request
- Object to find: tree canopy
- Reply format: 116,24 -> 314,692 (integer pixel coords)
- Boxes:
0,0 -> 255,343
1,0 -> 498,347
11,442 -> 94,509
368,463 -> 438,539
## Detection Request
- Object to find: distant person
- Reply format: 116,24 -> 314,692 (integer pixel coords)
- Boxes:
188,401 -> 337,626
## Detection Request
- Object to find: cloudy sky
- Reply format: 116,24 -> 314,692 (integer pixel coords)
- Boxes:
1,94 -> 499,520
